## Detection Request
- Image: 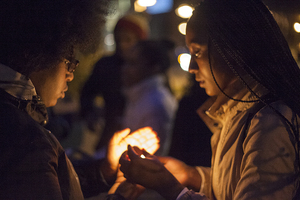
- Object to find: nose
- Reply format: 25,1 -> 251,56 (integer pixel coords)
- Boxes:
188,58 -> 199,74
66,72 -> 74,82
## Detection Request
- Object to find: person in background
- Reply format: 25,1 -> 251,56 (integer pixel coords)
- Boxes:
120,39 -> 178,156
118,0 -> 300,199
0,1 -> 160,199
169,77 -> 211,167
80,13 -> 150,154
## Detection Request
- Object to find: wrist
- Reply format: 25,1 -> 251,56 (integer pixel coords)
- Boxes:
186,166 -> 201,191
155,174 -> 185,200
159,180 -> 185,200
100,158 -> 117,185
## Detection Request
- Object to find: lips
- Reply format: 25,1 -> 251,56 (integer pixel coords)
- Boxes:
196,79 -> 204,83
195,79 -> 205,88
61,86 -> 68,98
63,86 -> 68,93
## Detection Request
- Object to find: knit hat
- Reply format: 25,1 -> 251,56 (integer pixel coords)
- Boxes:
114,13 -> 150,40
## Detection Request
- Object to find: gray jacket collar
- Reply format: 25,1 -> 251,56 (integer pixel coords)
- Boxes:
0,63 -> 37,100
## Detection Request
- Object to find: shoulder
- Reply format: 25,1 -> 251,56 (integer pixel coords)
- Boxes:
0,100 -> 63,155
251,100 -> 294,129
239,101 -> 297,199
244,100 -> 296,153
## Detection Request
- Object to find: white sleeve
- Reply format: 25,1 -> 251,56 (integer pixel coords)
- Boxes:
195,166 -> 211,196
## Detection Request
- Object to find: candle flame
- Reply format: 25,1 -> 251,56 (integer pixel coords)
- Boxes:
140,154 -> 146,159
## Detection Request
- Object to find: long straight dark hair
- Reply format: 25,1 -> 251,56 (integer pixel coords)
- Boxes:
189,0 -> 300,198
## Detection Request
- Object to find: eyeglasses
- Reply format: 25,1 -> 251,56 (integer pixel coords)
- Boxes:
65,58 -> 79,73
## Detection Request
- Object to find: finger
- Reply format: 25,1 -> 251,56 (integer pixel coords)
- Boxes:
132,146 -> 143,155
124,137 -> 140,147
141,148 -> 151,157
117,128 -> 131,139
142,141 -> 160,154
142,137 -> 160,148
126,127 -> 158,143
136,126 -> 153,133
157,156 -> 172,165
108,183 -> 120,194
129,127 -> 149,138
146,145 -> 159,155
120,155 -> 130,165
127,145 -> 140,161
119,154 -> 131,173
125,134 -> 157,147
123,129 -> 159,154
134,127 -> 157,139
120,149 -> 128,160
138,128 -> 158,139
126,134 -> 157,150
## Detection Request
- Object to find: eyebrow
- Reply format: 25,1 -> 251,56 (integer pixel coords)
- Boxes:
187,42 -> 202,50
186,42 -> 196,48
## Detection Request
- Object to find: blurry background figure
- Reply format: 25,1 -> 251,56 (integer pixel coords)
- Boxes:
169,77 -> 212,166
119,39 -> 178,156
79,13 -> 150,157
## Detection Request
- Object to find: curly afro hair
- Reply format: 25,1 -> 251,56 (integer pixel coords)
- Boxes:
0,0 -> 110,76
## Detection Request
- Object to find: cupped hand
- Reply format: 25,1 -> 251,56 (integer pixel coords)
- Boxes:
122,127 -> 160,155
102,127 -> 160,183
107,127 -> 160,171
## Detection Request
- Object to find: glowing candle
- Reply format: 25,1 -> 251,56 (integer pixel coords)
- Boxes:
140,154 -> 146,159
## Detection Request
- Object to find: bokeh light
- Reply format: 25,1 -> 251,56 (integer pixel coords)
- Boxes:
294,22 -> 300,33
178,53 -> 191,71
134,1 -> 147,12
178,22 -> 187,35
146,0 -> 173,15
136,0 -> 157,7
104,33 -> 115,46
176,4 -> 193,19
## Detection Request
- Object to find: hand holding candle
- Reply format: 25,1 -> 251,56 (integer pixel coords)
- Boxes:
119,145 -> 185,200
122,126 -> 160,155
103,126 -> 160,183
108,146 -> 148,199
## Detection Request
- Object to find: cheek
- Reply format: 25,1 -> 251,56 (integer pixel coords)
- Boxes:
201,66 -> 229,96
45,72 -> 65,95
214,66 -> 235,89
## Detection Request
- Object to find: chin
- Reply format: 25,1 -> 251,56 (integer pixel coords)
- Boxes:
46,100 -> 58,108
205,87 -> 221,97
205,90 -> 215,97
